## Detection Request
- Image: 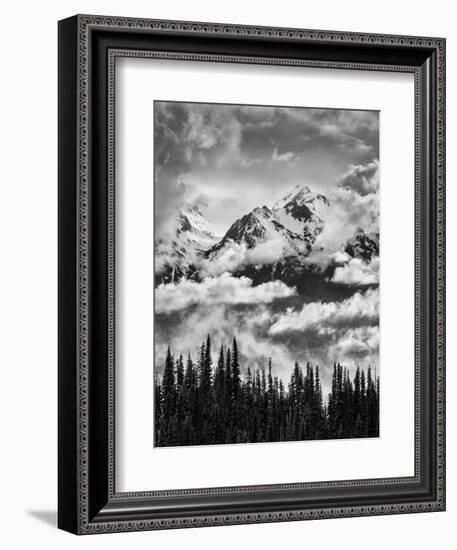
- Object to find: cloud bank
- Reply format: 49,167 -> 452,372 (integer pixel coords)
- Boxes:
268,288 -> 379,337
338,159 -> 379,196
331,257 -> 379,285
155,273 -> 296,314
200,236 -> 287,277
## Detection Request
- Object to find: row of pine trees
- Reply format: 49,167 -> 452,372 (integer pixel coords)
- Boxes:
154,336 -> 379,447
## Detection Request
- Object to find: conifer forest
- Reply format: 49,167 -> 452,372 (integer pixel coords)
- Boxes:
154,336 -> 379,447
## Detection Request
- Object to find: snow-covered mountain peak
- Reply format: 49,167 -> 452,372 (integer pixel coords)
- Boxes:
155,202 -> 219,282
273,184 -> 330,212
178,204 -> 217,238
219,205 -> 277,249
252,205 -> 274,220
267,184 -> 329,245
272,184 -> 303,210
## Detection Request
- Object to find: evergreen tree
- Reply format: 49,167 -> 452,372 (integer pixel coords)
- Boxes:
201,336 -> 212,396
267,359 -> 274,439
353,367 -> 363,436
231,338 -> 241,400
224,347 -> 232,419
154,338 -> 379,447
360,369 -> 368,436
214,344 -> 225,401
176,354 -> 184,388
162,346 -> 175,418
184,353 -> 195,389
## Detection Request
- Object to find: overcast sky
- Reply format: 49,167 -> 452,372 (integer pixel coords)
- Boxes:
154,101 -> 379,236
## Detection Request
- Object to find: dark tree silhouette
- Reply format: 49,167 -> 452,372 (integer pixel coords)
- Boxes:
154,336 -> 379,447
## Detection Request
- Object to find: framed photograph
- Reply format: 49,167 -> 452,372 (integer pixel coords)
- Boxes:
58,14 -> 446,534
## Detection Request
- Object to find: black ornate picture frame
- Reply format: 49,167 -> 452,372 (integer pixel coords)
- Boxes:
58,14 -> 446,534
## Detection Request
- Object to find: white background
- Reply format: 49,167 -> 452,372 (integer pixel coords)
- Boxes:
0,1 -> 454,549
116,59 -> 415,492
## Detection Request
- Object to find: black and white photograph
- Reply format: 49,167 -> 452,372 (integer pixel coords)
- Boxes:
153,100 -> 380,447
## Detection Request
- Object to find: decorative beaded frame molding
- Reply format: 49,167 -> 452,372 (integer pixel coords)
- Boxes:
58,14 -> 445,534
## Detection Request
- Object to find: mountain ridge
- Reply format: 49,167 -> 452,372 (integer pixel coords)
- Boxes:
155,184 -> 378,288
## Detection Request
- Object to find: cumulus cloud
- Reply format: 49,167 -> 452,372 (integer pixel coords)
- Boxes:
333,326 -> 379,359
268,288 -> 378,337
301,186 -> 379,271
155,273 -> 296,314
331,257 -> 379,286
298,160 -> 379,271
200,236 -> 286,277
272,147 -> 295,162
241,157 -> 262,168
333,250 -> 351,263
338,159 -> 379,196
